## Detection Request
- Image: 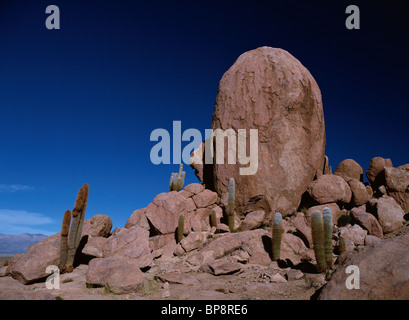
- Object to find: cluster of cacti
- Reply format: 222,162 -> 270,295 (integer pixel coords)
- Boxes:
311,207 -> 333,272
177,215 -> 184,243
169,164 -> 186,192
272,212 -> 283,261
225,178 -> 235,232
59,184 -> 89,273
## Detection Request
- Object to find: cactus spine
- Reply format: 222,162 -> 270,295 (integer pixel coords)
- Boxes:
226,178 -> 235,232
272,212 -> 283,261
323,207 -> 333,268
311,210 -> 327,272
59,210 -> 71,270
177,215 -> 184,243
169,164 -> 186,192
63,184 -> 89,273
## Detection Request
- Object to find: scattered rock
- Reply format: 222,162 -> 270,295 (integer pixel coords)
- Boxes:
307,174 -> 352,205
207,258 -> 242,276
385,165 -> 409,214
157,272 -> 199,285
270,273 -> 287,283
339,224 -> 367,246
240,211 -> 265,231
350,208 -> 383,238
285,269 -> 304,281
376,196 -> 405,233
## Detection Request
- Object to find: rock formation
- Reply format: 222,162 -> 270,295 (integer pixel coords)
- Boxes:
191,46 -> 326,219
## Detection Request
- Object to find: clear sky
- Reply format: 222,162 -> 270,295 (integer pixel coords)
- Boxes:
0,1 -> 408,235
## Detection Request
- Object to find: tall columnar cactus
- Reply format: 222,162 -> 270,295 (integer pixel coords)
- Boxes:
210,209 -> 217,229
311,210 -> 327,272
322,207 -> 333,268
169,164 -> 186,192
338,237 -> 346,255
59,210 -> 71,270
63,183 -> 89,273
177,215 -> 184,243
226,178 -> 235,232
272,212 -> 283,261
311,208 -> 334,272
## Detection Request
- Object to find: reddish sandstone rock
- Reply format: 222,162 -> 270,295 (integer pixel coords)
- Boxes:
192,47 -> 326,218
307,174 -> 352,205
334,159 -> 363,182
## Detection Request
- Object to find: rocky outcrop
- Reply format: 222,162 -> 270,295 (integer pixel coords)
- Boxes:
9,233 -> 60,284
365,157 -> 393,189
307,174 -> 352,205
319,227 -> 409,300
376,196 -> 405,233
192,46 -> 326,218
384,165 -> 409,214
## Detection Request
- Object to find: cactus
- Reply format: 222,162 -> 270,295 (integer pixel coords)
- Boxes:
338,237 -> 346,255
63,184 -> 89,273
226,178 -> 235,232
311,210 -> 327,272
272,212 -> 283,261
311,208 -> 334,272
59,210 -> 71,270
177,215 -> 184,243
169,164 -> 186,192
322,207 -> 333,268
210,209 -> 217,229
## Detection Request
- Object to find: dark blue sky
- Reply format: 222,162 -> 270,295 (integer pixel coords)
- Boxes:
0,0 -> 408,235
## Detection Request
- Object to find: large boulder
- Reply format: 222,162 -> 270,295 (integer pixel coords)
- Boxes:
82,214 -> 112,238
350,207 -> 383,238
376,196 -> 405,233
307,174 -> 352,205
86,257 -> 145,294
385,164 -> 409,214
318,227 -> 409,300
334,159 -> 363,182
346,178 -> 371,206
145,191 -> 196,235
10,233 -> 60,284
103,226 -> 153,269
366,157 -> 393,188
191,47 -> 326,218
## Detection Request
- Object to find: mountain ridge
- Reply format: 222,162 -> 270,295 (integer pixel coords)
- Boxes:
0,233 -> 48,254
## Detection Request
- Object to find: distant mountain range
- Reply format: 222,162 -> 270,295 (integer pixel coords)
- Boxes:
0,233 -> 48,255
